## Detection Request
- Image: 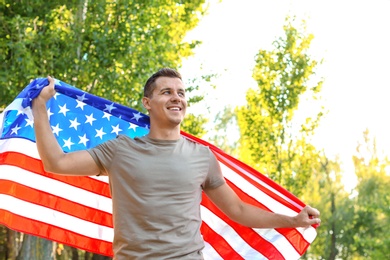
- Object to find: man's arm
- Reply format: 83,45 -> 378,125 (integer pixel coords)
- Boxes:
204,183 -> 320,229
32,76 -> 101,176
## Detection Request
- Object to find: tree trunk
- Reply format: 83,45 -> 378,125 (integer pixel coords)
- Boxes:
5,228 -> 23,260
16,234 -> 54,260
71,247 -> 79,260
328,192 -> 337,260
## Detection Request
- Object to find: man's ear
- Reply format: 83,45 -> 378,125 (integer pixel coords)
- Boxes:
142,97 -> 151,110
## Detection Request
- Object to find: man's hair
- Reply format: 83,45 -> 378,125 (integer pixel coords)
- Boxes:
143,68 -> 182,97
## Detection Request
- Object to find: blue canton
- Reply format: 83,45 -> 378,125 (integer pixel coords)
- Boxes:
1,78 -> 150,152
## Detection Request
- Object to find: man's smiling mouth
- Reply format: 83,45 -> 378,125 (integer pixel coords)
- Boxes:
168,107 -> 181,111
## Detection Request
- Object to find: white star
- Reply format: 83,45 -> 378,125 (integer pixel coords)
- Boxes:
111,124 -> 122,135
69,118 -> 81,130
85,113 -> 96,125
76,93 -> 88,102
51,123 -> 63,136
63,137 -> 74,150
128,123 -> 138,131
104,103 -> 116,113
95,127 -> 106,139
47,108 -> 54,120
54,78 -> 62,86
25,118 -> 34,128
16,106 -> 30,116
58,104 -> 70,116
16,109 -> 24,116
131,112 -> 143,122
11,125 -> 21,135
75,100 -> 86,110
53,92 -> 60,100
78,134 -> 89,146
102,112 -> 111,121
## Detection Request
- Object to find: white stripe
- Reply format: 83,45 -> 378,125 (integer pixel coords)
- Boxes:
201,206 -> 267,259
254,228 -> 301,260
297,226 -> 317,243
2,98 -> 23,112
0,137 -> 109,184
0,194 -> 113,242
0,165 -> 112,213
0,137 -> 40,158
202,242 -> 223,260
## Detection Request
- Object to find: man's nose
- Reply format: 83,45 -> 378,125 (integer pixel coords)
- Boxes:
170,92 -> 181,101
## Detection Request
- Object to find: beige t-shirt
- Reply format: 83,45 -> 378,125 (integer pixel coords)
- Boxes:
88,135 -> 225,259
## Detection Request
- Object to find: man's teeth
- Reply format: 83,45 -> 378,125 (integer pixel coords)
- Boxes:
169,107 -> 180,111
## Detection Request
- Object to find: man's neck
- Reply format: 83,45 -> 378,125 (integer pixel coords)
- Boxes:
147,127 -> 181,140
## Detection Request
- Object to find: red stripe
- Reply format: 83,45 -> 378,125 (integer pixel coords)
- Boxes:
0,209 -> 113,256
276,228 -> 311,255
0,179 -> 113,227
0,151 -> 110,197
201,222 -> 244,259
201,192 -> 285,259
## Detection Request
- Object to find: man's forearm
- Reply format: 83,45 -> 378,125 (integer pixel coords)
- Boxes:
234,203 -> 296,229
32,98 -> 65,172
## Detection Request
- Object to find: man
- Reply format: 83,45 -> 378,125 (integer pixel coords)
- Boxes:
32,68 -> 320,259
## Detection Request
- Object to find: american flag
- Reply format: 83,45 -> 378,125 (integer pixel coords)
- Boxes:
0,78 -> 317,259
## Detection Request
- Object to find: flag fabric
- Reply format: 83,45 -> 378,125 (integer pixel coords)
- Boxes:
0,78 -> 317,259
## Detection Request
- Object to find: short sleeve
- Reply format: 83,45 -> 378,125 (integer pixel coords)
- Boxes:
202,149 -> 226,190
87,135 -> 122,176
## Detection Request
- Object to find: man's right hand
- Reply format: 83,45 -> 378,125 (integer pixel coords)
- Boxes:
35,76 -> 57,103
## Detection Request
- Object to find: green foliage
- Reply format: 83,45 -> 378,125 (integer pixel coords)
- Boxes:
350,130 -> 390,259
181,113 -> 208,138
236,17 -> 324,195
307,130 -> 390,259
208,106 -> 239,156
300,155 -> 356,259
0,226 -> 5,259
0,0 -> 206,113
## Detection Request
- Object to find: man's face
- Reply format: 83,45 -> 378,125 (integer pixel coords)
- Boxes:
142,76 -> 187,127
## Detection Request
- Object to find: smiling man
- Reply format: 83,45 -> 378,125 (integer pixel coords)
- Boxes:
32,68 -> 320,259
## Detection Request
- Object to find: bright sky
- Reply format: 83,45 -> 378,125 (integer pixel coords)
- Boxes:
181,0 -> 390,190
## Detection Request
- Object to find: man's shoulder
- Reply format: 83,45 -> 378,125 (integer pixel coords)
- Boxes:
181,136 -> 211,153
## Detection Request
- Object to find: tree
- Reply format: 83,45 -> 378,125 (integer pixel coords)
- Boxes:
300,154 -> 356,260
350,129 -> 390,259
0,0 -> 212,258
15,235 -> 55,260
307,130 -> 390,259
208,105 -> 239,156
236,17 -> 323,196
0,0 -> 207,111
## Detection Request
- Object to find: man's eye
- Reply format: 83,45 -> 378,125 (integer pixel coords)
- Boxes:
179,92 -> 185,97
